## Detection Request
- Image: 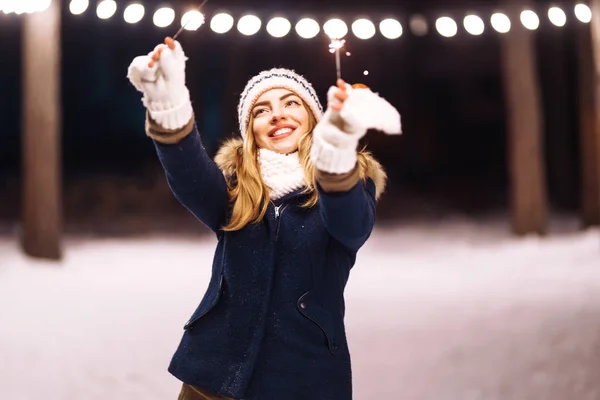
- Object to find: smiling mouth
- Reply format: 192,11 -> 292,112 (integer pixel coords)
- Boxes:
269,127 -> 295,139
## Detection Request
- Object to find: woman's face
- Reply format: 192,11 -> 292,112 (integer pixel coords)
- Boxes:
251,88 -> 310,154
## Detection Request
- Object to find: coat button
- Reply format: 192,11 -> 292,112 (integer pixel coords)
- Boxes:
300,302 -> 307,309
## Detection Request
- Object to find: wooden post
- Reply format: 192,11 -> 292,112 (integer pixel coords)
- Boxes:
20,0 -> 62,260
579,0 -> 600,226
500,0 -> 548,235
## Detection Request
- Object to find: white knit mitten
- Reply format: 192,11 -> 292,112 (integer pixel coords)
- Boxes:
311,85 -> 402,174
127,40 -> 193,130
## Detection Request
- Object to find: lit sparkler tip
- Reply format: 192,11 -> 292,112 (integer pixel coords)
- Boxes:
328,38 -> 346,50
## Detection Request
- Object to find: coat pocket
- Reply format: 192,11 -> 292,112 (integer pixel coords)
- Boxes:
297,291 -> 340,355
183,273 -> 224,330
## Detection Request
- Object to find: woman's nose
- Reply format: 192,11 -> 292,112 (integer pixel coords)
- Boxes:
270,108 -> 286,123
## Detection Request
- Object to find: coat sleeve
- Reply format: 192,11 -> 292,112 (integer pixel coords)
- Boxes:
147,113 -> 229,233
316,166 -> 376,253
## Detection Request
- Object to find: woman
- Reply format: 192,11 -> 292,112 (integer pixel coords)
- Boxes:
127,38 -> 401,400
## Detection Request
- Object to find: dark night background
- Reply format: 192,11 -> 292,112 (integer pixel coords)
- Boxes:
0,0 -> 586,235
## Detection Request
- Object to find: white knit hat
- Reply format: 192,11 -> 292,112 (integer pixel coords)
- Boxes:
237,68 -> 323,141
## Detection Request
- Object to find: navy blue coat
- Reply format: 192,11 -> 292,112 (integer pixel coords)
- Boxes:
151,121 -> 385,400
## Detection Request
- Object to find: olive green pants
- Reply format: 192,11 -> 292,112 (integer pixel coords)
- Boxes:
177,383 -> 234,400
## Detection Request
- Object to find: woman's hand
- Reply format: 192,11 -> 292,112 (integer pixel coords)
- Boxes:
325,79 -> 402,136
310,78 -> 401,173
127,37 -> 193,131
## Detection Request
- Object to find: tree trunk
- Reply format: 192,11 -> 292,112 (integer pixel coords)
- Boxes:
21,0 -> 62,260
500,0 -> 548,235
579,0 -> 600,226
541,28 -> 575,209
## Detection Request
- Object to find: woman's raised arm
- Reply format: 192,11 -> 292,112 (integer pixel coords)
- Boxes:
127,38 -> 229,232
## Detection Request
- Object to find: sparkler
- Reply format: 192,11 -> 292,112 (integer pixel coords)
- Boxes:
148,0 -> 209,67
171,0 -> 209,41
328,38 -> 346,81
324,18 -> 350,80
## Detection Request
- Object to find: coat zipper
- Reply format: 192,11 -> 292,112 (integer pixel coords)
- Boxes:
272,201 -> 289,242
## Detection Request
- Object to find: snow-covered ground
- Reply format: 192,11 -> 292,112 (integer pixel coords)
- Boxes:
1,217 -> 599,400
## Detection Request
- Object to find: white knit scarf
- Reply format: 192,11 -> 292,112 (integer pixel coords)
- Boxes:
258,148 -> 306,200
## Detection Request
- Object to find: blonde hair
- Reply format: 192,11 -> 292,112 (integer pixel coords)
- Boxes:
221,101 -> 373,232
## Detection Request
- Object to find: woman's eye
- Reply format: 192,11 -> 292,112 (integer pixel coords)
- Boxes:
286,100 -> 300,107
253,109 -> 266,116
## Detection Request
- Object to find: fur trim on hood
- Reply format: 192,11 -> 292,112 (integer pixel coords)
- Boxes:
214,138 -> 387,201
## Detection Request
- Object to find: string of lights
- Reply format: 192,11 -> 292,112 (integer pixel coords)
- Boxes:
0,1 -> 593,39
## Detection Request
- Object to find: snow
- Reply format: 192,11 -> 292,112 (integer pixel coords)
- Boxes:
1,217 -> 599,400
